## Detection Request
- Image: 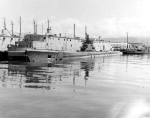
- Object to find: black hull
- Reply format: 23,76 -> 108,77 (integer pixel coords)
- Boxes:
0,51 -> 8,61
123,52 -> 145,55
8,56 -> 30,62
122,51 -> 148,55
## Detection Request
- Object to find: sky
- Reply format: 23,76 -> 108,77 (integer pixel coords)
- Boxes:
0,0 -> 150,38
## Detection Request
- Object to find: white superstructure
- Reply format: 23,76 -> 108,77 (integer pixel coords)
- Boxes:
8,33 -> 113,61
0,36 -> 21,51
32,35 -> 83,52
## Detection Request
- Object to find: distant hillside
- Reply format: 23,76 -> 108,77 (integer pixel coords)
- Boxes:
102,37 -> 150,44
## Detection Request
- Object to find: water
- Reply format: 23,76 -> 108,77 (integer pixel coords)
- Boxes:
0,55 -> 150,118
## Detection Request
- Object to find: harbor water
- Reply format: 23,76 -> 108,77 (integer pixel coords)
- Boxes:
0,54 -> 150,118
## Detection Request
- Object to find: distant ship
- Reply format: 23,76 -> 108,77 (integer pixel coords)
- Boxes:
121,45 -> 150,54
120,32 -> 150,54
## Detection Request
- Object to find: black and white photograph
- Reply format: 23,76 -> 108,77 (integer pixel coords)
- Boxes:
0,0 -> 150,118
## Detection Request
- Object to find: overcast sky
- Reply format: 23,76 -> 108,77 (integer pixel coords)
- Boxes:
0,0 -> 150,38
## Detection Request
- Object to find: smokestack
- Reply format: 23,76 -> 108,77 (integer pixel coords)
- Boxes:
74,24 -> 75,38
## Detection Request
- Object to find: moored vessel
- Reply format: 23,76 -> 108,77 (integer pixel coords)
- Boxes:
8,34 -> 45,61
120,32 -> 150,54
0,17 -> 23,61
121,45 -> 150,54
8,22 -> 121,62
25,33 -> 121,63
0,35 -> 22,61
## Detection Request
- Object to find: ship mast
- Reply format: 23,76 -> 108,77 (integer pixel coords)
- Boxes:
126,32 -> 128,49
36,22 -> 37,34
85,26 -> 87,38
11,21 -> 14,36
19,16 -> 21,36
35,18 -> 37,34
33,19 -> 36,34
47,19 -> 51,33
3,17 -> 6,30
74,23 -> 75,38
84,26 -> 91,44
42,23 -> 43,35
3,18 -> 11,36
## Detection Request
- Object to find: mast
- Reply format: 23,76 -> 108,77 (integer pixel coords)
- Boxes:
19,16 -> 21,36
74,23 -> 75,38
33,19 -> 36,34
48,19 -> 49,30
47,19 -> 50,33
3,18 -> 11,36
42,23 -> 43,35
85,26 -> 87,38
3,17 -> 6,30
36,22 -> 37,34
126,32 -> 128,49
11,21 -> 14,36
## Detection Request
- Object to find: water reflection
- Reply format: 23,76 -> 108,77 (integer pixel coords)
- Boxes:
1,55 -> 150,90
1,55 -> 150,118
2,57 -> 101,90
0,56 -> 118,91
80,60 -> 95,85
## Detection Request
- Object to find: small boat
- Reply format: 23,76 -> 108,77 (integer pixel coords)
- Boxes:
121,32 -> 150,54
121,46 -> 150,54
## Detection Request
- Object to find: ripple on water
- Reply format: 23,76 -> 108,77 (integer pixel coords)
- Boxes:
0,55 -> 150,118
